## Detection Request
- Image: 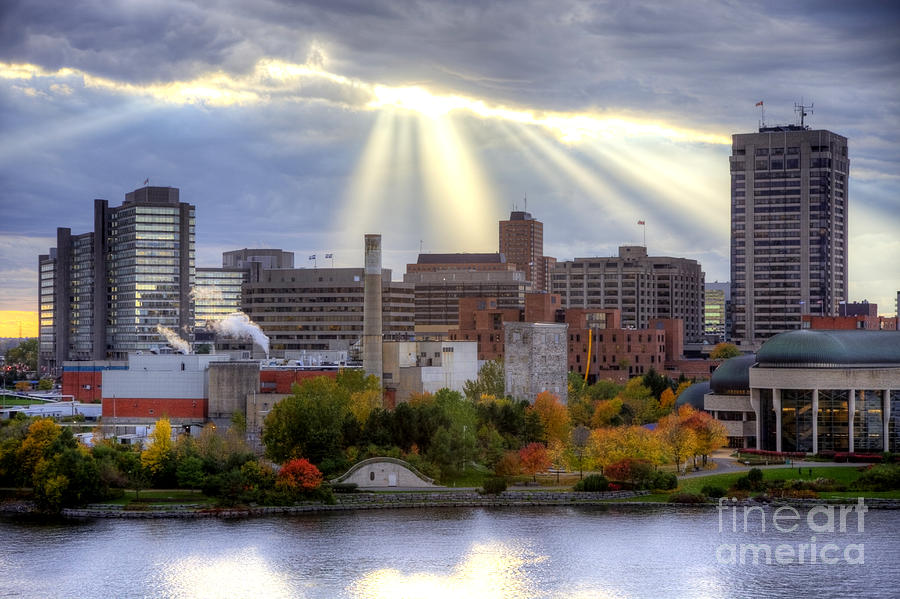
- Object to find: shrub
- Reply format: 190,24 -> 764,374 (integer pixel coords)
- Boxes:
573,474 -> 609,492
331,482 -> 358,493
276,458 -> 323,494
494,451 -> 522,477
701,484 -> 727,499
734,476 -> 752,491
650,471 -> 678,490
668,492 -> 706,504
480,476 -> 508,495
852,464 -> 900,491
606,458 -> 656,489
746,468 -> 763,484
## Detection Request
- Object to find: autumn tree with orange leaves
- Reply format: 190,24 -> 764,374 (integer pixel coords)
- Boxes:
518,442 -> 551,482
276,457 -> 323,494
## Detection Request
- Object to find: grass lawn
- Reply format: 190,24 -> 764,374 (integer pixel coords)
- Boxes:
99,489 -> 213,506
612,466 -> 871,503
0,398 -> 36,406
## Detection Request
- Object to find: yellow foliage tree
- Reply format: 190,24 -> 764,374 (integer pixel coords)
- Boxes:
674,381 -> 692,399
656,407 -> 698,473
349,389 -> 382,423
590,398 -> 623,428
141,418 -> 174,475
588,425 -> 664,473
659,388 -> 676,411
530,391 -> 571,446
17,418 -> 61,476
407,391 -> 434,406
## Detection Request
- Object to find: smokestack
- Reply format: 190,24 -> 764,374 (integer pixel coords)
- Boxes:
363,234 -> 383,386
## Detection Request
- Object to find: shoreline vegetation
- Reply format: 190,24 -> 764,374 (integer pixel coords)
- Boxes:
5,366 -> 900,520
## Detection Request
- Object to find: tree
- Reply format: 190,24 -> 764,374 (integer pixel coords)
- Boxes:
141,418 -> 175,480
659,388 -> 676,411
571,425 -> 590,479
710,342 -> 741,360
588,425 -> 664,474
619,377 -> 660,424
176,456 -> 206,490
349,389 -> 382,424
276,457 -> 323,493
5,339 -> 38,374
462,359 -> 506,400
518,442 -> 551,482
657,407 -> 697,474
37,378 -> 54,391
530,391 -> 570,446
590,398 -> 623,428
682,408 -> 728,467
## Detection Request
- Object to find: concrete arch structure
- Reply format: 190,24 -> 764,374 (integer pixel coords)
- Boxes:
332,457 -> 437,488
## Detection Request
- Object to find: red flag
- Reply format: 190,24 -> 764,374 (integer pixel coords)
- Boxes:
637,220 -> 645,225
755,101 -> 763,107
143,178 -> 149,185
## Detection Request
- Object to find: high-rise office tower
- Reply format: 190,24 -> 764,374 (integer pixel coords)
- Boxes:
39,186 -> 195,373
730,123 -> 849,348
500,210 -> 554,292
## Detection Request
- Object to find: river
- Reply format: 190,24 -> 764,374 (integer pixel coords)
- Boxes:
2,505 -> 898,598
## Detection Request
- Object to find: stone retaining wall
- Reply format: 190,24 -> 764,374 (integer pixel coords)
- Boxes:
61,490 -> 647,519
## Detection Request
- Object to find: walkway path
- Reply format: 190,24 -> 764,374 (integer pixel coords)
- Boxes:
679,450 -> 867,479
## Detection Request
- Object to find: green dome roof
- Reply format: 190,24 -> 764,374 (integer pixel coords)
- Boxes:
710,354 -> 756,394
757,330 -> 900,367
675,381 -> 710,410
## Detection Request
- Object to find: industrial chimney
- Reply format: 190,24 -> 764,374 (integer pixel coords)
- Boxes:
363,234 -> 383,386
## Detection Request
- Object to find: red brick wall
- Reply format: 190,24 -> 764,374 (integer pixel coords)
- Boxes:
62,371 -> 104,402
259,369 -> 338,393
102,398 -> 207,420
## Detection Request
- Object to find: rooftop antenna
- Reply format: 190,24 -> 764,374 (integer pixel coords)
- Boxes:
524,193 -> 527,213
419,239 -> 424,254
794,100 -> 813,128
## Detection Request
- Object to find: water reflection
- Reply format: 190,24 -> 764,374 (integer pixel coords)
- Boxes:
348,541 -> 544,599
162,548 -> 294,599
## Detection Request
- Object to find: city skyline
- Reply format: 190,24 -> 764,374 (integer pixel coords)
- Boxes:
2,1 -> 899,337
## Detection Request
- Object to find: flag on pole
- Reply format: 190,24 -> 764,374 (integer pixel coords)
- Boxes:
637,220 -> 645,225
325,253 -> 333,259
755,101 -> 764,107
308,254 -> 316,260
143,178 -> 149,185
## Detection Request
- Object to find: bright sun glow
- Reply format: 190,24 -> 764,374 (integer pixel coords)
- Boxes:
348,541 -> 547,599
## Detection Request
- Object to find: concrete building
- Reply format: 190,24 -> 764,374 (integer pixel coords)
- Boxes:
404,253 -> 528,334
552,246 -> 704,343
499,210 -> 555,292
382,340 -> 478,405
503,321 -> 568,404
102,354 -> 228,426
39,186 -> 195,374
222,248 -> 294,270
748,330 -> 900,453
701,354 -> 758,449
241,265 -> 414,357
730,125 -> 849,348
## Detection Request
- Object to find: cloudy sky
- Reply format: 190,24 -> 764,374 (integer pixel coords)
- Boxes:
1,0 -> 899,335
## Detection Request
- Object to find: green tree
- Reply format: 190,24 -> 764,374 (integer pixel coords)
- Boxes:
5,339 -> 38,374
37,378 -> 54,391
710,342 -> 741,360
263,376 -> 352,466
176,455 -> 206,489
462,360 -> 505,400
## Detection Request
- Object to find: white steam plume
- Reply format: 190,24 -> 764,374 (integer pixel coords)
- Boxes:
156,325 -> 191,354
212,312 -> 270,357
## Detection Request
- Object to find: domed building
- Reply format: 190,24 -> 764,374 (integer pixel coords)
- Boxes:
749,329 -> 900,454
701,354 -> 757,448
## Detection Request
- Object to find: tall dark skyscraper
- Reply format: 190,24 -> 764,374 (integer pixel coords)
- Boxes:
730,124 -> 849,348
39,186 -> 195,373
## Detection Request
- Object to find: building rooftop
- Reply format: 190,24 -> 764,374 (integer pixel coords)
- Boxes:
676,381 -> 710,410
756,330 -> 900,367
710,354 -> 756,394
416,253 -> 506,264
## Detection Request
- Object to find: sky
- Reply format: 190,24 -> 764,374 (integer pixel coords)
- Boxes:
1,0 -> 899,336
